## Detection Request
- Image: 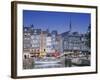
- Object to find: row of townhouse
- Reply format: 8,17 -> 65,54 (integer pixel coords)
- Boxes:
23,24 -> 90,58
23,26 -> 62,58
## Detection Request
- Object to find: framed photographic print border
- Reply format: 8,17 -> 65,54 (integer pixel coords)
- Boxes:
11,1 -> 98,79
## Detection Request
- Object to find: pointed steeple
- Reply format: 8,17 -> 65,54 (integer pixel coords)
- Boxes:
69,16 -> 72,32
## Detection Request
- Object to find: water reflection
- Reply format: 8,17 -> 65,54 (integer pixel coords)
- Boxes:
34,63 -> 63,68
23,55 -> 90,69
33,57 -> 64,69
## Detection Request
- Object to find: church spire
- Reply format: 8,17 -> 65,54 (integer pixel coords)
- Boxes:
69,16 -> 72,32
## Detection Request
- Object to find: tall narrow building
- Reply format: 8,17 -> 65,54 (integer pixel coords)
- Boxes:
40,31 -> 47,57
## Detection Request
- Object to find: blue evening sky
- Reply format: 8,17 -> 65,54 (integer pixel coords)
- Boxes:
23,10 -> 90,34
